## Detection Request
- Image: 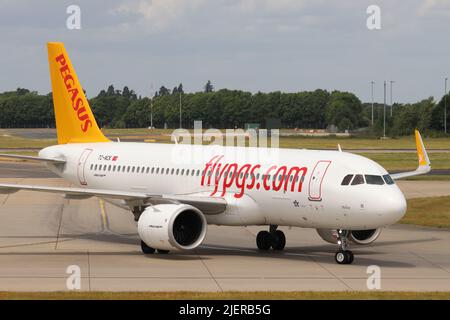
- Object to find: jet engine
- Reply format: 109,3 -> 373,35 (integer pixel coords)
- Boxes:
138,204 -> 207,251
316,228 -> 382,245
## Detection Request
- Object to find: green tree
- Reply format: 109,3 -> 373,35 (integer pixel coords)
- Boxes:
325,91 -> 363,131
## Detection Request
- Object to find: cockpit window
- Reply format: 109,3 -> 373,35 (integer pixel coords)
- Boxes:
341,174 -> 354,185
383,174 -> 394,185
365,175 -> 385,185
351,174 -> 365,185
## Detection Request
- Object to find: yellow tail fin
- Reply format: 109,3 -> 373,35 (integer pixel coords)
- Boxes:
47,42 -> 109,144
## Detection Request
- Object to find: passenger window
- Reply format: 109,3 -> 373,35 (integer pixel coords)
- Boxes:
341,174 -> 354,185
365,175 -> 384,185
176,169 -> 179,175
136,167 -> 140,173
127,166 -> 130,172
151,167 -> 155,174
146,167 -> 149,174
351,174 -> 365,185
196,170 -> 200,176
383,174 -> 395,185
117,165 -> 121,171
94,164 -> 98,170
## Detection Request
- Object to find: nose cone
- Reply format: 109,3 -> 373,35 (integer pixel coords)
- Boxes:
381,187 -> 407,225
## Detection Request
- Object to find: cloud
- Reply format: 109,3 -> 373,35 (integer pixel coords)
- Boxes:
418,0 -> 450,17
115,0 -> 206,32
235,0 -> 307,13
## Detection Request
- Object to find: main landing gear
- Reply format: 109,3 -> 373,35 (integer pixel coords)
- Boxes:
256,225 -> 286,251
334,230 -> 354,264
140,240 -> 170,255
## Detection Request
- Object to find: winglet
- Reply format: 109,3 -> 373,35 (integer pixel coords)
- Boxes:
415,129 -> 430,170
391,130 -> 431,180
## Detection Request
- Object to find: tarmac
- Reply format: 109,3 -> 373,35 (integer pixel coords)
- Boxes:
0,163 -> 449,292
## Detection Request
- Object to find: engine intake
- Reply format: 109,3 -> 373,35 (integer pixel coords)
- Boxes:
138,204 -> 207,251
316,228 -> 381,245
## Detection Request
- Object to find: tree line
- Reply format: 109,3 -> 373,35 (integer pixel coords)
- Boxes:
0,84 -> 449,137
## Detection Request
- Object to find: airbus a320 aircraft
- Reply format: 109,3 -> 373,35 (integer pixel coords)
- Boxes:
0,43 -> 431,264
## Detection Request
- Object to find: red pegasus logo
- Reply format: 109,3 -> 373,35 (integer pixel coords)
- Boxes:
55,54 -> 92,132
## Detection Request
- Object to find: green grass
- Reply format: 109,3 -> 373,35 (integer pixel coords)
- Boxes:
1,128 -> 450,149
404,175 -> 450,181
0,130 -> 449,173
401,196 -> 450,228
360,153 -> 450,171
0,135 -> 55,149
0,291 -> 448,300
279,135 -> 450,149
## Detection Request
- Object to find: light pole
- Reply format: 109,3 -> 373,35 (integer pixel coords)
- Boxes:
179,91 -> 182,129
150,98 -> 153,129
149,83 -> 154,129
445,77 -> 448,134
390,80 -> 395,117
371,81 -> 374,126
383,80 -> 386,138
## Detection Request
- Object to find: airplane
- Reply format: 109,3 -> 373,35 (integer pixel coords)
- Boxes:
0,42 -> 431,264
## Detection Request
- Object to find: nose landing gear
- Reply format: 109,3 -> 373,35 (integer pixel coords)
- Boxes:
256,225 -> 286,251
335,230 -> 354,264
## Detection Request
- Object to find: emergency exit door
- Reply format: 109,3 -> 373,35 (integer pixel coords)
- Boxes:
77,148 -> 93,186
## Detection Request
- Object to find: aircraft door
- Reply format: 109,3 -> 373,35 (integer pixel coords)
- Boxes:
77,148 -> 93,186
308,160 -> 331,201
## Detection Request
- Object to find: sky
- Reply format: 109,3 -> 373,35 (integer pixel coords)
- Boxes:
0,0 -> 449,103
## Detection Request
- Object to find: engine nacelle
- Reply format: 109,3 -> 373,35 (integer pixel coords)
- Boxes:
138,204 -> 207,251
316,228 -> 382,245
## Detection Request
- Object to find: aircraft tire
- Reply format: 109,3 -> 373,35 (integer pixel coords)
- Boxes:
256,231 -> 272,250
141,240 -> 156,254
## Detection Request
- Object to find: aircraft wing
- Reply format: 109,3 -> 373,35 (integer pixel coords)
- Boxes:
0,154 -> 66,164
390,130 -> 431,180
0,183 -> 226,215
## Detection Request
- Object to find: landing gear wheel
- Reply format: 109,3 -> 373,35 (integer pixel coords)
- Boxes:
141,240 -> 155,254
157,249 -> 170,254
335,250 -> 347,264
256,231 -> 272,250
345,250 -> 354,264
335,250 -> 354,264
271,230 -> 286,251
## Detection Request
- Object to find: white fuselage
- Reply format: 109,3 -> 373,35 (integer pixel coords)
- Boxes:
39,142 -> 407,230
